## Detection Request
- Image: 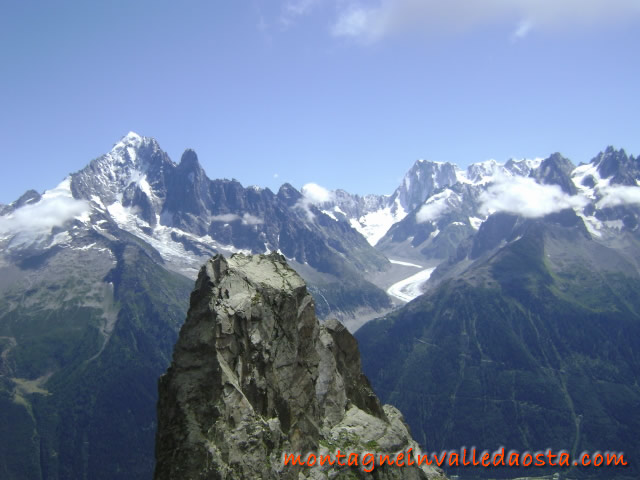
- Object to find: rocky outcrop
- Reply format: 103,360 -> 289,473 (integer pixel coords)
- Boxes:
154,253 -> 446,480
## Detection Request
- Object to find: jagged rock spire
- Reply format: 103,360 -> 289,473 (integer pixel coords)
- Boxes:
154,253 -> 446,480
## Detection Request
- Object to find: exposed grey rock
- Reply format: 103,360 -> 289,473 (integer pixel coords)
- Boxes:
594,146 -> 639,186
529,152 -> 577,194
154,253 -> 446,480
65,133 -> 392,319
392,160 -> 459,213
0,189 -> 42,215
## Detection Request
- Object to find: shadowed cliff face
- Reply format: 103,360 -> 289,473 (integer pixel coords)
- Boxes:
154,253 -> 446,480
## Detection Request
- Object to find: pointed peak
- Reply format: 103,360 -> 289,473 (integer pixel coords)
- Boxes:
278,182 -> 297,193
10,189 -> 42,210
179,149 -> 200,169
415,158 -> 447,166
541,152 -> 574,170
111,131 -> 146,153
277,183 -> 302,204
604,146 -> 627,158
124,131 -> 142,141
119,131 -> 144,145
594,146 -> 634,183
592,146 -> 628,163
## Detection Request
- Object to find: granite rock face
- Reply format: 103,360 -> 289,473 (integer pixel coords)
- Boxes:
154,253 -> 445,480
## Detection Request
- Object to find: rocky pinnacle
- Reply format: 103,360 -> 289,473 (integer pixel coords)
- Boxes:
154,252 -> 446,479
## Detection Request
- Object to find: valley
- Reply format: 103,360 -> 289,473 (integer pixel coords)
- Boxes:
0,134 -> 638,479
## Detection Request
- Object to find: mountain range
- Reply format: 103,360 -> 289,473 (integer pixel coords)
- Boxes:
355,149 -> 640,479
1,132 -> 639,479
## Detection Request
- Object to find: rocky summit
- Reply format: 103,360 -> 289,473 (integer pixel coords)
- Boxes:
154,253 -> 445,480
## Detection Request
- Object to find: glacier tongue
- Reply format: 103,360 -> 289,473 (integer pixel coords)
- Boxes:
387,267 -> 437,302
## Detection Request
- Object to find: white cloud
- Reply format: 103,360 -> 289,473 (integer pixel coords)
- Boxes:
0,178 -> 90,243
597,185 -> 640,209
416,189 -> 460,223
0,196 -> 89,237
479,175 -> 588,218
273,173 -> 279,179
512,20 -> 534,41
211,213 -> 241,223
211,213 -> 264,225
301,182 -> 335,204
296,182 -> 335,221
281,0 -> 323,26
332,0 -> 640,43
242,213 -> 264,225
416,201 -> 449,223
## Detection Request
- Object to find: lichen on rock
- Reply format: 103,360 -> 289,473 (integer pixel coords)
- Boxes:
154,252 -> 446,479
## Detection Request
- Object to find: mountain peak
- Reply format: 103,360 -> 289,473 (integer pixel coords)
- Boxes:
462,158 -> 504,184
592,146 -> 637,185
394,159 -> 458,212
530,153 -> 576,194
178,148 -> 200,170
113,131 -> 144,150
544,152 -> 574,169
125,130 -> 142,139
277,183 -> 302,205
68,132 -> 170,206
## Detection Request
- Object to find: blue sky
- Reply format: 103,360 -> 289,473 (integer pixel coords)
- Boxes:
1,0 -> 639,203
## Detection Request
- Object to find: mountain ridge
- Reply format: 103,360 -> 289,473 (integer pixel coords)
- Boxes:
1,132 -> 639,479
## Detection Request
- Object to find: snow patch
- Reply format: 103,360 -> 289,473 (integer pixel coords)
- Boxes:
50,231 -> 72,247
604,220 -> 624,230
389,259 -> 423,268
74,242 -> 97,251
351,202 -> 407,246
577,213 -> 603,238
91,195 -> 106,210
322,210 -> 338,221
469,216 -> 484,230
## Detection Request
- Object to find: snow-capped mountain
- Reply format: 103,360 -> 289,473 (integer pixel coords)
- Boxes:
375,149 -> 638,266
1,133 -> 389,293
2,131 -> 640,480
0,134 -> 399,366
317,155 -> 546,248
356,175 -> 640,480
355,151 -> 640,479
318,159 -> 464,246
0,132 -> 395,480
391,159 -> 459,212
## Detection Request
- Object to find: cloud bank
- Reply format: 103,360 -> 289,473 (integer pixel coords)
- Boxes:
0,196 -> 89,236
332,0 -> 640,43
597,185 -> 640,209
479,175 -> 588,218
